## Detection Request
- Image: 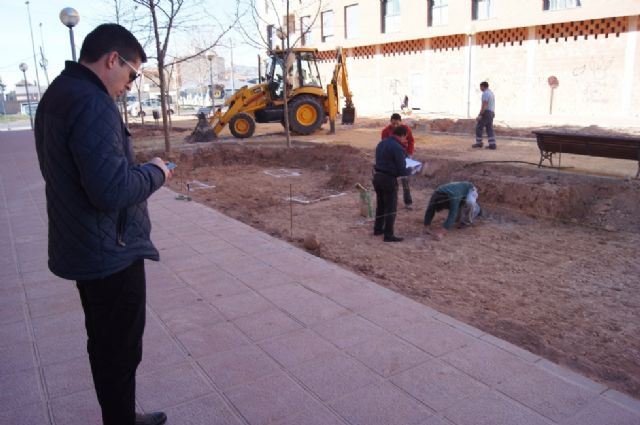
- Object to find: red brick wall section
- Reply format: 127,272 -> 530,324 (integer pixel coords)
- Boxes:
380,39 -> 426,56
536,16 -> 628,43
430,34 -> 466,51
476,27 -> 528,48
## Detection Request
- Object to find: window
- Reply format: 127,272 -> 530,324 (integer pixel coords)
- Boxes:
345,4 -> 359,39
382,0 -> 401,33
283,14 -> 296,35
543,0 -> 581,10
300,16 -> 312,46
428,0 -> 448,27
321,10 -> 334,42
472,0 -> 494,20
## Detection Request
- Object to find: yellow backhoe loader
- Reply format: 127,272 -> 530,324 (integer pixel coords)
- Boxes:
189,47 -> 355,142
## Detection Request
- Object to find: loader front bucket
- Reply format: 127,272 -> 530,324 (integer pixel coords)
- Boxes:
341,106 -> 356,125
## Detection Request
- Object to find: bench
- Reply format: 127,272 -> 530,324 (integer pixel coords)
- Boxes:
532,130 -> 640,178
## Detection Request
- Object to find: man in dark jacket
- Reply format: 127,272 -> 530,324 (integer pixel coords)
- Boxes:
381,113 -> 415,208
35,24 -> 170,425
373,125 -> 409,242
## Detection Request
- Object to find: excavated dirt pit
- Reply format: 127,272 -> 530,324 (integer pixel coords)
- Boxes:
134,123 -> 640,398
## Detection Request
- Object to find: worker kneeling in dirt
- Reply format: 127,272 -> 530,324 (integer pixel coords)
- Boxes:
373,125 -> 410,242
424,181 -> 481,240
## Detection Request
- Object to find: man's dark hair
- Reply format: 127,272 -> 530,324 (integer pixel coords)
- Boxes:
392,125 -> 408,137
79,24 -> 147,64
390,113 -> 402,121
480,81 -> 489,89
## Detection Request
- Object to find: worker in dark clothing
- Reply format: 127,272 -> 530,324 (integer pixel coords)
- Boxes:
381,113 -> 415,208
424,181 -> 481,240
373,125 -> 409,242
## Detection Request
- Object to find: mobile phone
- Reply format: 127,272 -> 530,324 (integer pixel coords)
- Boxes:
166,162 -> 177,170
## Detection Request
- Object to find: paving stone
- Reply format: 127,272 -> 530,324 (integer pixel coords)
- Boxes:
197,344 -> 281,390
312,313 -> 388,349
210,290 -> 274,320
237,267 -> 297,291
0,368 -> 43,412
42,356 -> 94,398
137,362 -> 213,412
281,294 -> 350,326
391,358 -> 490,412
0,342 -> 37,376
225,371 -> 316,425
329,381 -> 433,425
233,308 -> 303,341
50,388 -> 102,425
147,286 -> 205,312
400,318 -> 477,357
31,309 -> 85,341
496,365 -> 597,421
27,291 -> 78,318
345,333 -> 431,377
35,330 -> 86,366
175,320 -> 250,359
560,396 -> 640,425
441,340 -> 534,387
290,351 -> 380,401
0,401 -> 50,425
442,391 -> 554,425
0,319 -> 31,346
259,329 -> 339,368
271,402 -> 348,425
162,394 -> 244,425
359,299 -> 431,333
138,331 -> 187,376
156,302 -> 226,335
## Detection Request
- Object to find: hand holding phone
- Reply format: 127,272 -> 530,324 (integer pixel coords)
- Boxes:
165,162 -> 177,170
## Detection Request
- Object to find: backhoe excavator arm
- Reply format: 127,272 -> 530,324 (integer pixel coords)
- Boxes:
327,47 -> 356,133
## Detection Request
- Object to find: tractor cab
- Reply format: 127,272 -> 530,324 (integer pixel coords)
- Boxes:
265,48 -> 323,101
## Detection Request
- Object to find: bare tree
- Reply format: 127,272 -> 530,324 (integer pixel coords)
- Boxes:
129,0 -> 238,152
237,0 -> 322,147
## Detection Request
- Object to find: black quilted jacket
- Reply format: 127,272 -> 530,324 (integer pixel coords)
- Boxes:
35,61 -> 165,280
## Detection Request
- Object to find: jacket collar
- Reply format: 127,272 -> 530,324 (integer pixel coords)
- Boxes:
61,61 -> 109,96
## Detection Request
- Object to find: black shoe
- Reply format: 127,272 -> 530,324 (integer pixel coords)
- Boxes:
485,144 -> 496,150
471,143 -> 483,148
136,412 -> 167,425
384,235 -> 404,242
373,229 -> 384,236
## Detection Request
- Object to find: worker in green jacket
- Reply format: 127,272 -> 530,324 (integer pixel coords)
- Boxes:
424,181 -> 481,240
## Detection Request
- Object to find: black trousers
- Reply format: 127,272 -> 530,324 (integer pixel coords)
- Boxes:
401,176 -> 412,206
373,173 -> 399,238
77,259 -> 146,425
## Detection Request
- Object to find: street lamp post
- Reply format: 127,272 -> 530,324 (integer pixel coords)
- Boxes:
59,8 -> 80,61
205,51 -> 215,107
19,63 -> 34,130
25,1 -> 42,100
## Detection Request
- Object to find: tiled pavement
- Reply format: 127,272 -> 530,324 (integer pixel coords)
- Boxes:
1,129 -> 639,425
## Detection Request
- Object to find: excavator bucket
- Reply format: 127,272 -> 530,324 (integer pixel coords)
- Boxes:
186,112 -> 217,143
341,106 -> 356,125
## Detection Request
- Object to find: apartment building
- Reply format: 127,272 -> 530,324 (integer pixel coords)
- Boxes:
267,0 -> 640,124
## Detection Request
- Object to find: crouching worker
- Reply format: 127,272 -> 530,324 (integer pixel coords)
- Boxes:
423,181 -> 481,240
373,125 -> 410,242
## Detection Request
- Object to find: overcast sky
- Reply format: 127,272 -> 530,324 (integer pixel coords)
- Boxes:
0,0 -> 261,92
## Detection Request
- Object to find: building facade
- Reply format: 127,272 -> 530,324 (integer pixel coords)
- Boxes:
269,0 -> 640,124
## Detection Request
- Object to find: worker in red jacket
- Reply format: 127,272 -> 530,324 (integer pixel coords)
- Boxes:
381,113 -> 414,208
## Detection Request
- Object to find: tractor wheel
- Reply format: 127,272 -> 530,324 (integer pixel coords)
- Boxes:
229,113 -> 256,138
288,95 -> 324,135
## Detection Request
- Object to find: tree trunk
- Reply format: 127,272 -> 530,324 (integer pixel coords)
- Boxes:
149,0 -> 171,153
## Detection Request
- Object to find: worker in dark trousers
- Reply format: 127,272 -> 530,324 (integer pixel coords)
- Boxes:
373,125 -> 409,242
381,113 -> 415,208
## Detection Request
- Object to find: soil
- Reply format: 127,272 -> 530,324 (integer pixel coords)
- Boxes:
132,117 -> 640,398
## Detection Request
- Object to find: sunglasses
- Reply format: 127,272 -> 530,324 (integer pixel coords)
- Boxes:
117,53 -> 141,83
